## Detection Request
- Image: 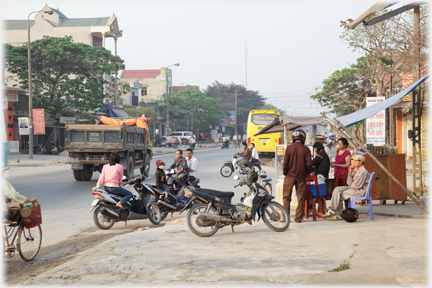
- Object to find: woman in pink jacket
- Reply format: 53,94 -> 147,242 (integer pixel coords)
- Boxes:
92,153 -> 132,208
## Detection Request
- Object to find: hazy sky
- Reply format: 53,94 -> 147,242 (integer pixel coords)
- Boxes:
2,0 -> 382,116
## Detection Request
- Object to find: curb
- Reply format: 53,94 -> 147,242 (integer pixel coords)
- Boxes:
359,212 -> 428,219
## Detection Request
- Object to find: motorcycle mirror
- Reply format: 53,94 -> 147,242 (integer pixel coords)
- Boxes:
122,176 -> 127,180
233,175 -> 239,180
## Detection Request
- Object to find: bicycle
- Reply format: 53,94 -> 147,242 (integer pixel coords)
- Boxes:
3,202 -> 42,262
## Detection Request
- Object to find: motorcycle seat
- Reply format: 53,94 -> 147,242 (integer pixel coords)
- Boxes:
195,188 -> 234,198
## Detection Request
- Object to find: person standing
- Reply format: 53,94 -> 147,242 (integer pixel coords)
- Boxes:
236,134 -> 241,148
330,137 -> 351,179
282,129 -> 312,223
93,153 -> 132,209
315,132 -> 331,160
242,133 -> 247,142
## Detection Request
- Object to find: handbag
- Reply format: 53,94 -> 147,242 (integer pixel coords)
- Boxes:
19,203 -> 42,229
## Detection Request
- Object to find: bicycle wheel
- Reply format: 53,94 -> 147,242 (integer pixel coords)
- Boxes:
17,224 -> 42,261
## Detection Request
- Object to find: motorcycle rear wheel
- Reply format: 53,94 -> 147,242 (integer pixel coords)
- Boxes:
93,205 -> 115,230
148,203 -> 162,225
187,204 -> 219,237
262,202 -> 289,232
220,166 -> 233,177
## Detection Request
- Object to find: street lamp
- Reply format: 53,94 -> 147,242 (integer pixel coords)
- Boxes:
28,9 -> 53,159
165,63 -> 180,136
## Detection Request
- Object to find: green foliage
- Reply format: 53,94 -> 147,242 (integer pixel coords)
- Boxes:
168,88 -> 221,132
328,263 -> 350,272
4,36 -> 126,123
310,57 -> 371,116
204,82 -> 266,132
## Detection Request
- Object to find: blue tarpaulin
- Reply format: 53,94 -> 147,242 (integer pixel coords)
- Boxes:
106,102 -> 121,117
335,74 -> 429,127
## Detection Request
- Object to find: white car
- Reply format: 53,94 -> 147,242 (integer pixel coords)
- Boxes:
169,131 -> 193,144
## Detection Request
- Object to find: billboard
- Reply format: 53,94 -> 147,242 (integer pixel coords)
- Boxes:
366,97 -> 385,146
33,109 -> 45,135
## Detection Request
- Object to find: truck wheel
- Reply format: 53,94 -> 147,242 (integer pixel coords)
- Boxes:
73,170 -> 83,181
126,156 -> 135,179
140,155 -> 150,176
80,164 -> 93,181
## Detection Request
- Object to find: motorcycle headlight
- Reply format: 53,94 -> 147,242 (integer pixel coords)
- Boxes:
184,188 -> 193,198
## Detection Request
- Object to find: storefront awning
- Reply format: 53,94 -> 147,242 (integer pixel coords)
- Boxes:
334,74 -> 429,127
254,115 -> 327,136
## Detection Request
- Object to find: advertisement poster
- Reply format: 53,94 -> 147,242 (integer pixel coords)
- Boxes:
366,97 -> 385,145
229,111 -> 236,125
33,109 -> 45,135
18,117 -> 29,135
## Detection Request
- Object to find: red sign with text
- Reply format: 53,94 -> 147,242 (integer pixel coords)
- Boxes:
33,109 -> 45,135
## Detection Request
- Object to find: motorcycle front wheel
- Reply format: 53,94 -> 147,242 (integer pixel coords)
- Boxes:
187,204 -> 219,237
93,205 -> 115,230
148,203 -> 162,225
262,202 -> 289,232
220,166 -> 233,177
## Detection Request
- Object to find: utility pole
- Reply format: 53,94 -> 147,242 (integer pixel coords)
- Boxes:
412,5 -> 423,195
245,41 -> 248,89
235,88 -> 237,136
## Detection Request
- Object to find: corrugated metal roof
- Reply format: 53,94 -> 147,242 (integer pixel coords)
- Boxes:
59,17 -> 110,27
5,20 -> 34,30
50,7 -> 67,19
122,70 -> 162,79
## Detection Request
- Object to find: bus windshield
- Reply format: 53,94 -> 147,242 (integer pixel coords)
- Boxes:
251,114 -> 277,125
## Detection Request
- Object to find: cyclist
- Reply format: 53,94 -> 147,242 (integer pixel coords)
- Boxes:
2,163 -> 38,222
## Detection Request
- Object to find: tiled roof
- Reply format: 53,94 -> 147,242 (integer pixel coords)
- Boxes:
172,86 -> 197,93
59,17 -> 110,27
5,20 -> 34,30
49,7 -> 67,19
122,70 -> 162,79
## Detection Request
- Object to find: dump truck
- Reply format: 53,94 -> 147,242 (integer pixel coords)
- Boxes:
65,123 -> 152,181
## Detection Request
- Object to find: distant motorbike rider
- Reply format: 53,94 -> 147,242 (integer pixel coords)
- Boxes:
189,136 -> 196,150
249,142 -> 259,167
155,160 -> 171,202
236,142 -> 252,171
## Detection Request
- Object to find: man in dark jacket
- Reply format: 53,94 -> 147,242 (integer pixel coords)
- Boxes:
283,129 -> 313,223
312,142 -> 330,179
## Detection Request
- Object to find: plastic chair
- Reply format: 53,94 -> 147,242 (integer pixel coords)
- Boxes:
347,172 -> 375,220
304,175 -> 327,221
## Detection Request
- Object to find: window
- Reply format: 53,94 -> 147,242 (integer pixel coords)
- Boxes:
251,114 -> 277,125
141,88 -> 147,96
93,36 -> 102,47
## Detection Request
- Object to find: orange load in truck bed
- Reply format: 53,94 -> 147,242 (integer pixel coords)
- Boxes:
97,114 -> 150,133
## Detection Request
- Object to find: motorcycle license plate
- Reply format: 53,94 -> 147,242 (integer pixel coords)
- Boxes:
90,199 -> 99,206
262,139 -> 267,143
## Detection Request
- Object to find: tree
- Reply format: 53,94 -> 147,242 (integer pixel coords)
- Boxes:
167,88 -> 221,134
204,82 -> 266,133
310,57 -> 372,142
4,36 -> 128,122
340,6 -> 429,96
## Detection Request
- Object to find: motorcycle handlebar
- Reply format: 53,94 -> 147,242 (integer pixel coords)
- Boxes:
127,176 -> 144,185
234,182 -> 242,188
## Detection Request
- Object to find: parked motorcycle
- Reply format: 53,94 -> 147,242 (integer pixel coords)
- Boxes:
181,171 -> 289,237
152,170 -> 200,220
89,175 -> 161,229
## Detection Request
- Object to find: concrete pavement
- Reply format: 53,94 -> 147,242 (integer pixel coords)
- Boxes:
21,211 -> 427,286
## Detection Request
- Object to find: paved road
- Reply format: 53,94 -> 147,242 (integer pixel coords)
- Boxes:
4,146 -> 275,283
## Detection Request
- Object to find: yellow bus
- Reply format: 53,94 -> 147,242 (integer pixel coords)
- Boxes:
246,109 -> 281,153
